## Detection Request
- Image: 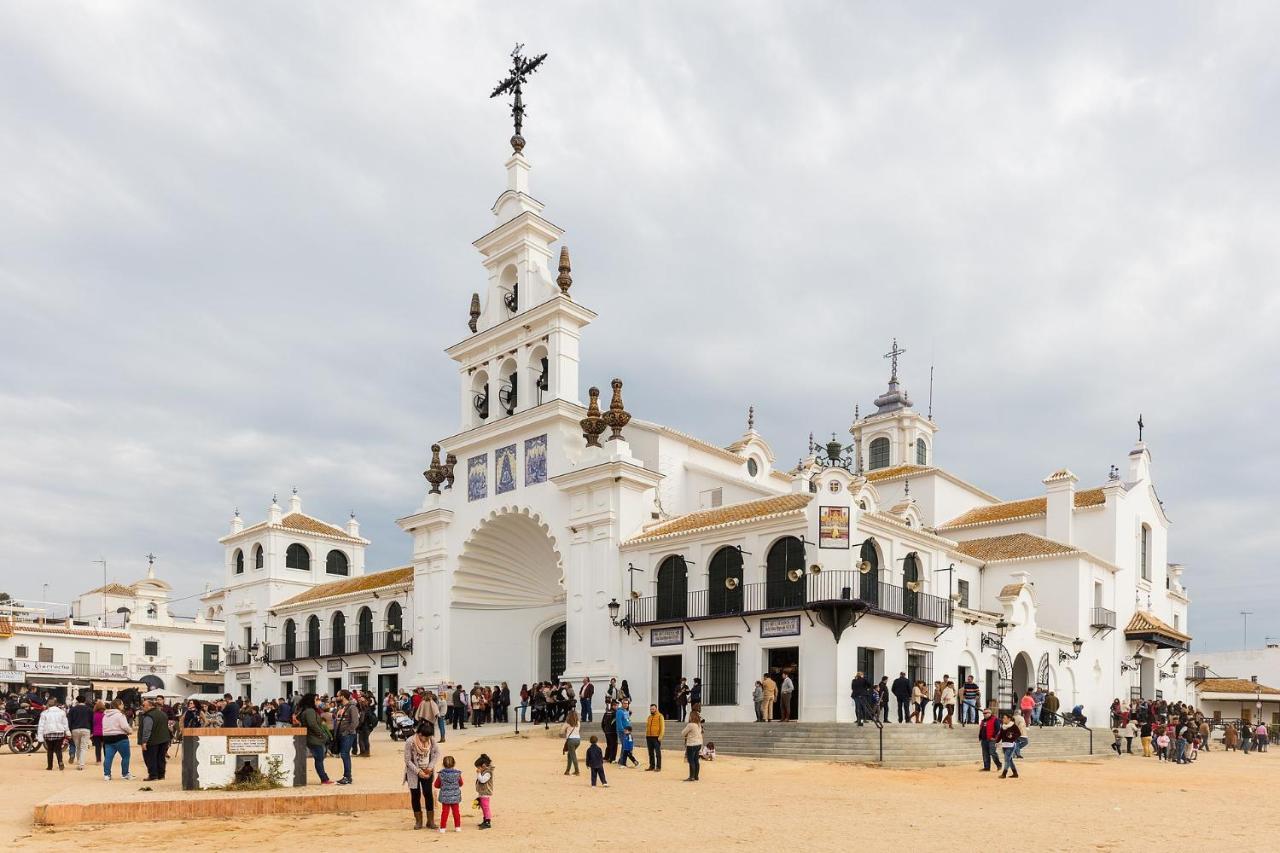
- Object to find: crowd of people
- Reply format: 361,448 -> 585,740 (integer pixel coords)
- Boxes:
1106,696 -> 1270,762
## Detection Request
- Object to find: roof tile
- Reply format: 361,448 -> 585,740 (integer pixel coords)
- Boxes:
1197,678 -> 1280,695
624,494 -> 811,545
275,566 -> 413,608
1124,610 -> 1191,643
953,532 -> 1078,562
939,488 -> 1106,530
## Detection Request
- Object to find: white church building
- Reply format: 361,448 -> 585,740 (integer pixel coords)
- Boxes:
218,123 -> 1194,724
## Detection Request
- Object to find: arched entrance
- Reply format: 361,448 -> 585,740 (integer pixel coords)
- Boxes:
1012,651 -> 1034,700
140,674 -> 165,691
536,622 -> 567,683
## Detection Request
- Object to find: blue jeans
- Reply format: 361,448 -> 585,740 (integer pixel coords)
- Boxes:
1002,745 -> 1018,774
962,699 -> 978,724
982,740 -> 1001,769
104,739 -> 131,778
339,733 -> 356,780
437,717 -> 447,741
685,745 -> 701,780
1032,704 -> 1043,725
581,698 -> 592,722
519,702 -> 528,723
308,743 -> 329,782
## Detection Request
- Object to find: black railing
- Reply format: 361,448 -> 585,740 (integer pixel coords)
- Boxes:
629,571 -> 951,629
188,658 -> 223,674
1090,607 -> 1116,630
267,630 -> 406,663
225,649 -> 253,666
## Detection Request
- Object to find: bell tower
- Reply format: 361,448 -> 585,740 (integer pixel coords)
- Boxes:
445,102 -> 596,431
850,338 -> 938,471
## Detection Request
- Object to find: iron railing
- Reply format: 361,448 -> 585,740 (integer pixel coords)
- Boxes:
630,571 -> 951,629
1090,607 -> 1116,630
188,658 -> 224,674
267,630 -> 406,663
225,648 -> 253,666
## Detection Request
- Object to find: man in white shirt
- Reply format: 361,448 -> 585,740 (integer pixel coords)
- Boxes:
779,673 -> 796,722
36,696 -> 70,770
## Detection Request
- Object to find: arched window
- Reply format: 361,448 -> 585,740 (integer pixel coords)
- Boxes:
655,556 -> 688,620
306,615 -> 321,657
868,437 -> 891,470
286,543 -> 310,571
283,619 -> 297,660
331,611 -> 346,655
357,606 -> 374,652
707,547 -> 744,616
902,552 -> 920,618
916,437 -> 927,465
1140,524 -> 1151,581
233,549 -> 244,575
859,538 -> 880,605
253,544 -> 264,569
766,536 -> 806,609
326,550 -> 349,576
386,601 -> 404,648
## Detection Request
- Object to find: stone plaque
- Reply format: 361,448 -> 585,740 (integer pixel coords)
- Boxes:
760,615 -> 801,638
227,735 -> 268,754
326,659 -> 344,672
650,627 -> 684,647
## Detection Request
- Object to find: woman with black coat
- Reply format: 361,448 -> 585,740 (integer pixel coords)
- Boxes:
602,700 -> 619,763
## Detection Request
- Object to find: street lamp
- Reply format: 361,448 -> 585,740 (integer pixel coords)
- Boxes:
981,618 -> 1009,651
607,598 -> 621,624
1058,637 -> 1084,663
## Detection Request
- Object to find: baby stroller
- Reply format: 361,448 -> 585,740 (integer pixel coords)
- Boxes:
388,709 -> 416,741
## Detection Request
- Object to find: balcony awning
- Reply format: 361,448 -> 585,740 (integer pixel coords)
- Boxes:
1124,610 -> 1191,651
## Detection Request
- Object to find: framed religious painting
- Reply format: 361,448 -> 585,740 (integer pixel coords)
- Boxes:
467,453 -> 487,502
818,505 -> 850,549
495,444 -> 518,494
525,434 -> 548,486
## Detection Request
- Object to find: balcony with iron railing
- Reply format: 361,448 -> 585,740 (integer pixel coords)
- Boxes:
0,658 -> 132,679
267,630 -> 407,663
628,571 -> 952,630
1090,607 -> 1116,630
224,648 -> 253,666
188,658 -> 224,674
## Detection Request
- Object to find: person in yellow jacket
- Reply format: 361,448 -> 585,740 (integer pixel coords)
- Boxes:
761,674 -> 778,722
644,704 -> 665,771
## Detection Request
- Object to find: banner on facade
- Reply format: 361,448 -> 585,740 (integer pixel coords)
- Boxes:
0,670 -> 25,683
16,660 -> 74,675
326,659 -> 344,672
760,615 -> 801,638
279,664 -> 295,676
818,506 -> 850,548
650,627 -> 684,647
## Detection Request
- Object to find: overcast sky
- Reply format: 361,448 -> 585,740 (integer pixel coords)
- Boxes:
2,2 -> 1276,651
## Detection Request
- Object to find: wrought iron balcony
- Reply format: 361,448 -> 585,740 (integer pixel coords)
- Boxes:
267,630 -> 407,663
1090,607 -> 1116,630
628,571 -> 952,630
188,658 -> 224,674
225,648 -> 253,666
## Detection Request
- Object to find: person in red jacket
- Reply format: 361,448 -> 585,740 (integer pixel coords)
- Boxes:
978,707 -> 1002,771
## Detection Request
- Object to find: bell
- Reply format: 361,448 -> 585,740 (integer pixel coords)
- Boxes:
724,577 -> 739,590
629,590 -> 641,599
857,560 -> 872,575
810,564 -> 822,574
787,568 -> 804,582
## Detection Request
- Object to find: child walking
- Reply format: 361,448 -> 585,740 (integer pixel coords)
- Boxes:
434,755 -> 464,832
619,726 -> 639,767
474,753 -> 494,830
585,735 -> 608,787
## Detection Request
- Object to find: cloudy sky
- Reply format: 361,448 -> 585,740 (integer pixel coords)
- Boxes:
2,2 -> 1276,651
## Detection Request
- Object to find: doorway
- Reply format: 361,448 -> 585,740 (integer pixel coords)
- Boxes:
550,624 -> 566,683
281,681 -> 293,701
767,647 -> 800,721
378,674 -> 399,718
657,655 -> 683,720
331,677 -> 343,696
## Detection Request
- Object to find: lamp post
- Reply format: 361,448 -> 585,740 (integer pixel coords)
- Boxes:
1058,637 -> 1084,663
980,618 -> 1009,652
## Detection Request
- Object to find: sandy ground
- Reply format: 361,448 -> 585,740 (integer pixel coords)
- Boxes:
3,726 -> 1277,851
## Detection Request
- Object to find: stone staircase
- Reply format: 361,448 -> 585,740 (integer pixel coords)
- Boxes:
658,721 -> 1095,768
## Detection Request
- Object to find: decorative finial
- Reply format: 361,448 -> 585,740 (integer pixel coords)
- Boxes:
602,378 -> 631,441
557,246 -> 573,296
292,486 -> 298,496
272,493 -> 278,504
808,432 -> 815,455
444,453 -> 457,490
350,510 -> 356,519
234,508 -> 240,518
884,338 -> 906,384
904,479 -> 911,497
1137,413 -> 1144,442
468,293 -> 481,333
1108,464 -> 1120,481
580,387 -> 606,447
747,405 -> 755,431
490,43 -> 548,154
423,444 -> 446,495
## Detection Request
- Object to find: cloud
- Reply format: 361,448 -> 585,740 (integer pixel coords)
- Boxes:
0,2 -> 1276,649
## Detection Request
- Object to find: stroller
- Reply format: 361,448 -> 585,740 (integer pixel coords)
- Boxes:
388,709 -> 416,741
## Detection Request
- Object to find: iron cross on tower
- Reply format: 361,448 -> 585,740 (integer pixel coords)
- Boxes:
490,43 -> 548,154
884,338 -> 907,383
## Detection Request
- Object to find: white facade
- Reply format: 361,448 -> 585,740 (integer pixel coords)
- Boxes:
219,135 -> 1196,724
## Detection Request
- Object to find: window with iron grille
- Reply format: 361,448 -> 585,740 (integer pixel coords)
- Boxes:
144,639 -> 159,657
856,647 -> 878,682
916,437 -> 927,465
1130,684 -> 1143,701
698,643 -> 738,706
868,437 -> 890,470
38,646 -> 53,663
14,645 -> 28,659
957,579 -> 970,609
907,650 -> 933,686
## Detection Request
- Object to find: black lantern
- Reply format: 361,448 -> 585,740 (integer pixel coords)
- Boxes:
607,598 -> 621,625
1059,636 -> 1084,663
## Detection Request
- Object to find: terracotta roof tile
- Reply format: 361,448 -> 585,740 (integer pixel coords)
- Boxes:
999,582 -> 1028,598
1197,678 -> 1280,695
624,494 -> 811,545
237,512 -> 366,544
864,464 -> 932,483
939,488 -> 1106,530
275,566 -> 413,608
953,532 -> 1078,562
12,622 -> 132,639
82,583 -> 137,597
1124,610 -> 1191,643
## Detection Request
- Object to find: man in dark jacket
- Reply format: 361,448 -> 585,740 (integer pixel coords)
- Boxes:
891,673 -> 912,723
850,672 -> 872,726
221,693 -> 240,728
978,707 -> 1002,771
334,690 -> 359,785
67,694 -> 94,769
138,698 -> 173,780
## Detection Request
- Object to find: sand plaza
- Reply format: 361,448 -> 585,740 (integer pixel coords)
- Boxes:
3,724 -> 1276,851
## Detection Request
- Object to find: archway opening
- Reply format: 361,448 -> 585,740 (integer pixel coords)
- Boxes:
454,511 -> 563,609
1012,651 -> 1034,700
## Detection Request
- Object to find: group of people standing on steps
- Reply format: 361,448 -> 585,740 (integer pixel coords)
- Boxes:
563,698 -> 710,784
750,668 -> 796,722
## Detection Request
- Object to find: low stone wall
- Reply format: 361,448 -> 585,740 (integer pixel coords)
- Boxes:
181,727 -> 308,790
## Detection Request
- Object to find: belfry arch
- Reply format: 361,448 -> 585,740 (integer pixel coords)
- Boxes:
453,508 -> 565,609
